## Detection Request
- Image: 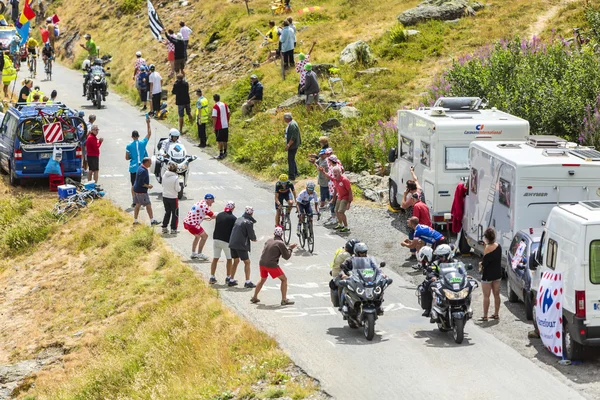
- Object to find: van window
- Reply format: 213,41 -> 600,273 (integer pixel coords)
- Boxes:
499,178 -> 511,207
445,147 -> 469,170
470,168 -> 478,194
420,141 -> 430,167
6,115 -> 18,140
590,241 -> 600,284
546,238 -> 557,270
400,136 -> 413,162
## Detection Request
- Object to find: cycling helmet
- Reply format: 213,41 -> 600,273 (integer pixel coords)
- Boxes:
93,58 -> 102,66
417,246 -> 434,264
344,238 -> 360,254
44,42 -> 50,48
245,206 -> 254,215
82,59 -> 91,69
204,193 -> 215,200
354,242 -> 368,255
278,173 -> 288,182
306,182 -> 316,191
169,128 -> 181,138
274,226 -> 284,237
433,244 -> 452,261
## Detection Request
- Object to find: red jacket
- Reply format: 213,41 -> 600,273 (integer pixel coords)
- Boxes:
412,201 -> 431,227
86,134 -> 102,157
451,182 -> 467,233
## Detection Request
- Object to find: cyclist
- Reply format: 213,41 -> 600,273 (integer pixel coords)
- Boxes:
26,36 -> 38,75
9,35 -> 20,68
296,182 -> 319,236
274,173 -> 297,227
42,42 -> 54,73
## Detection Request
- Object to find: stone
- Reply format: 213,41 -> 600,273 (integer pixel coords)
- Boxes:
320,118 -> 341,131
357,174 -> 384,189
344,172 -> 360,184
445,18 -> 460,24
188,53 -> 198,62
180,0 -> 189,5
278,95 -> 305,109
266,108 -> 278,115
311,63 -> 336,77
62,32 -> 81,59
205,41 -> 219,52
397,0 -> 484,26
339,106 -> 361,118
339,40 -> 375,66
406,29 -> 420,36
356,67 -> 390,76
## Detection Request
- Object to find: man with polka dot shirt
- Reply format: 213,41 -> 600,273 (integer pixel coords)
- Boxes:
184,193 -> 217,260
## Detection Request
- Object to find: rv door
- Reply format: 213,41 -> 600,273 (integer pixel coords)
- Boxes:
586,226 -> 600,325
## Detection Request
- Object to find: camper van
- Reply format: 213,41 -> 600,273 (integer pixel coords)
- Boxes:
387,97 -> 529,223
534,202 -> 600,360
463,136 -> 600,266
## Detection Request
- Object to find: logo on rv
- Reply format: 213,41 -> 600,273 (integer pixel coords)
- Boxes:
464,125 -> 503,135
476,124 -> 485,130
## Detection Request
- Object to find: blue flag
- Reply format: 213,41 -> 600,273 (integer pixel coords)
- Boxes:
16,20 -> 30,45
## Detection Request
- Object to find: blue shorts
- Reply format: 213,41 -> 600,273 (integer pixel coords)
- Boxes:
298,202 -> 313,215
320,186 -> 331,202
178,104 -> 191,118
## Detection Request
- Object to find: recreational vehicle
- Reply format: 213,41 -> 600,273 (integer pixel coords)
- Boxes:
463,136 -> 600,265
388,97 -> 529,223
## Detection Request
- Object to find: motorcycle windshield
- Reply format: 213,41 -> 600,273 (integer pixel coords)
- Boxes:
439,262 -> 467,290
353,257 -> 377,284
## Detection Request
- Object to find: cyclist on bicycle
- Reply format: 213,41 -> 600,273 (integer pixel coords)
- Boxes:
296,182 -> 319,235
274,173 -> 297,227
26,37 -> 38,75
42,42 -> 54,72
9,35 -> 20,67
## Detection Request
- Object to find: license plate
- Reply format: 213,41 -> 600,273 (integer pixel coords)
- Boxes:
40,153 -> 51,159
178,175 -> 184,183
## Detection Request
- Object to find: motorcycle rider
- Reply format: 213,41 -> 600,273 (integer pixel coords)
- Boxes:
155,128 -> 181,177
85,58 -> 108,99
329,238 -> 359,309
82,59 -> 91,96
419,244 -> 453,318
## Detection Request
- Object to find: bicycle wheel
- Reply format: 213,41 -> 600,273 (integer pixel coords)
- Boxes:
62,116 -> 88,141
283,211 -> 292,244
298,221 -> 306,249
308,220 -> 315,253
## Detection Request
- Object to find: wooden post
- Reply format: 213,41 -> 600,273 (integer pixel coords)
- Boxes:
281,53 -> 285,80
245,0 -> 250,15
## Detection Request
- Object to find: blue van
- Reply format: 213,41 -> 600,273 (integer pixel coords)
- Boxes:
0,103 -> 86,186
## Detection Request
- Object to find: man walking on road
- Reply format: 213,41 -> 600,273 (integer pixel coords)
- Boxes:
132,51 -> 146,83
284,112 -> 301,180
184,194 -> 217,260
133,157 -> 160,226
212,93 -> 230,159
251,226 -> 297,306
210,201 -> 237,285
195,88 -> 209,147
229,206 -> 257,289
172,74 -> 193,134
125,117 -> 151,207
148,64 -> 162,116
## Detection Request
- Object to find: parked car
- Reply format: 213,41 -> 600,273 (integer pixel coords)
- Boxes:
506,228 -> 543,321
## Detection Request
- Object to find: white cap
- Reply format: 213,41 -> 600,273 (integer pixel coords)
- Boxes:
245,206 -> 254,215
136,51 -> 142,57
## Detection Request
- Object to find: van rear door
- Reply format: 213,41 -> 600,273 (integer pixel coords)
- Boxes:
586,226 -> 600,325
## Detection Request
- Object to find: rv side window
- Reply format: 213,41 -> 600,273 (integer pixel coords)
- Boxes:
499,178 -> 511,207
400,136 -> 413,162
445,147 -> 469,170
470,168 -> 478,194
420,141 -> 430,167
590,241 -> 600,284
546,238 -> 558,270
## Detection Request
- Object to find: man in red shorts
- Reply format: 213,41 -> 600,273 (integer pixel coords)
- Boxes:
251,226 -> 297,306
183,193 -> 217,260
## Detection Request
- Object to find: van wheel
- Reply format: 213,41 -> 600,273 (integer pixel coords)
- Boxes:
507,278 -> 519,303
388,179 -> 401,211
563,321 -> 586,361
9,165 -> 19,186
524,291 -> 534,321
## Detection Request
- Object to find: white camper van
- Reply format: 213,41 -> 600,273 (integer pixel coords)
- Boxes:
533,202 -> 600,360
463,136 -> 600,265
388,97 -> 529,224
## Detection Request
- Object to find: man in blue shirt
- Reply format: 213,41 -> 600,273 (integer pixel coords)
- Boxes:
401,216 -> 447,252
126,117 -> 152,207
133,157 -> 160,226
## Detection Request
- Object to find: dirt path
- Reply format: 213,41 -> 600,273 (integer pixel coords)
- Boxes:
528,0 -> 578,38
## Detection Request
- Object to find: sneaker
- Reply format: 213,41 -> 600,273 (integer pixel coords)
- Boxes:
170,229 -> 179,234
141,106 -> 147,111
133,220 -> 140,225
281,299 -> 295,306
342,305 -> 348,313
197,253 -> 210,261
225,277 -> 231,284
209,277 -> 217,284
131,202 -> 136,208
190,253 -> 199,259
339,227 -> 350,233
244,281 -> 256,289
406,254 -> 417,261
150,220 -> 160,226
162,227 -> 168,234
228,279 -> 239,287
333,224 -> 344,230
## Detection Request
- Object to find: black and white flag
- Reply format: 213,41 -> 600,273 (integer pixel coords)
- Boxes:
147,0 -> 164,40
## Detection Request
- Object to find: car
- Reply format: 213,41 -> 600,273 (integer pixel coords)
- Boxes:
0,103 -> 85,186
0,26 -> 17,51
505,228 -> 543,321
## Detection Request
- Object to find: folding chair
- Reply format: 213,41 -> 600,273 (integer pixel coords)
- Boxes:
329,76 -> 345,95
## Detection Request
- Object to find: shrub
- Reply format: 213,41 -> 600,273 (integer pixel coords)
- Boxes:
118,0 -> 144,14
585,4 -> 600,41
2,211 -> 55,255
388,24 -> 407,44
0,196 -> 33,227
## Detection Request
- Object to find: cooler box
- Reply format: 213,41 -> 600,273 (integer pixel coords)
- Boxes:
84,181 -> 96,191
57,184 -> 76,199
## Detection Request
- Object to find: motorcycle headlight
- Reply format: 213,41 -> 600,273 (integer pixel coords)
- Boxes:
374,286 -> 382,295
94,75 -> 101,81
444,287 -> 470,300
365,288 -> 374,299
356,287 -> 364,295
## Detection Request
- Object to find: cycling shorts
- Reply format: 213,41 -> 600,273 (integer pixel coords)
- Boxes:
276,192 -> 293,210
298,202 -> 312,215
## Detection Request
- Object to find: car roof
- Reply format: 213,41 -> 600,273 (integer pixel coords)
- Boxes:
517,228 -> 543,242
10,103 -> 70,118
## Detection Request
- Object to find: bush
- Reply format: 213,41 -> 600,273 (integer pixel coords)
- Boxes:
0,196 -> 33,227
2,211 -> 55,255
585,4 -> 600,42
118,0 -> 144,14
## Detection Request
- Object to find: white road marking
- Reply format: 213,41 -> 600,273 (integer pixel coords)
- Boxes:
306,307 -> 337,316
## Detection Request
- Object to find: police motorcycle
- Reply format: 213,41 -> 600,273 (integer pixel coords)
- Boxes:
152,129 -> 197,200
336,243 -> 393,341
83,58 -> 111,109
417,245 -> 478,344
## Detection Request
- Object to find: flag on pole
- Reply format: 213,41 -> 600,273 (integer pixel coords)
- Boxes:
16,0 -> 36,46
147,0 -> 164,40
51,14 -> 60,24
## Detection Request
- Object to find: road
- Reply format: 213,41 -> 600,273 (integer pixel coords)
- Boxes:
32,63 -> 585,400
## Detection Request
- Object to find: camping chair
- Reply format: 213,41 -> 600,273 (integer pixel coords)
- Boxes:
328,76 -> 345,96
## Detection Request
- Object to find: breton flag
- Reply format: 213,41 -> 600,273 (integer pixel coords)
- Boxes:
16,0 -> 36,45
43,122 -> 64,144
147,0 -> 164,40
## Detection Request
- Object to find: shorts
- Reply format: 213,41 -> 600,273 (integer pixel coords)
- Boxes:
216,128 -> 229,143
139,88 -> 148,101
130,172 -> 137,186
27,48 -> 36,55
133,192 -> 151,206
174,58 -> 185,71
178,104 -> 191,118
320,186 -> 331,202
168,51 -> 175,61
275,192 -> 293,209
230,248 -> 249,261
184,222 -> 205,236
432,237 -> 448,249
306,93 -> 319,105
335,199 -> 349,213
260,265 -> 284,279
87,155 -> 99,171
481,278 -> 502,284
213,239 -> 232,259
298,202 -> 312,215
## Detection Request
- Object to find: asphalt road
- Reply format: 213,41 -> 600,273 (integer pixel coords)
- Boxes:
30,62 -> 585,400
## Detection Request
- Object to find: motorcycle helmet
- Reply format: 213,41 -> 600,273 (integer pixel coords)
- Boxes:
433,244 -> 452,262
306,182 -> 316,191
354,242 -> 368,256
82,59 -> 91,70
93,58 -> 102,66
169,128 -> 180,140
417,246 -> 434,264
344,238 -> 360,254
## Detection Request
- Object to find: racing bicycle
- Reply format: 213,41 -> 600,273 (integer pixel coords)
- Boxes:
28,51 -> 37,77
277,203 -> 294,244
18,107 -> 88,144
297,212 -> 320,253
45,56 -> 53,81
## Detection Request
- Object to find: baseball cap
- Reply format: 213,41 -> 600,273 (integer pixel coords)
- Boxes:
224,201 -> 235,212
245,206 -> 254,215
204,193 -> 215,200
274,226 -> 284,237
250,74 -> 258,79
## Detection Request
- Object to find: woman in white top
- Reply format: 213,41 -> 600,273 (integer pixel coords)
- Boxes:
161,162 -> 181,234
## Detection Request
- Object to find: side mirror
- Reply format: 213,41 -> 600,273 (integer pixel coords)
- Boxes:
105,73 -> 111,77
380,262 -> 386,268
466,264 -> 473,271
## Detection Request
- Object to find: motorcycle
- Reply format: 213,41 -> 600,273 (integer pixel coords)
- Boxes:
337,258 -> 393,341
419,261 -> 478,344
153,138 -> 197,200
85,65 -> 111,109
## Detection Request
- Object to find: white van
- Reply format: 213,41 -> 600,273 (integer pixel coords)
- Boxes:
534,202 -> 600,360
387,97 -> 529,224
463,136 -> 600,265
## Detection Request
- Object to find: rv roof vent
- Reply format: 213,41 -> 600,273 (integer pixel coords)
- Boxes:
497,143 -> 521,149
543,149 -> 569,157
570,149 -> 600,161
450,114 -> 474,120
580,201 -> 600,210
526,135 -> 567,148
433,97 -> 484,111
430,107 -> 446,116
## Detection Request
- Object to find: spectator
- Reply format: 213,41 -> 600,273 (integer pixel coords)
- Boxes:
79,34 -> 97,61
327,166 -> 352,233
161,162 -> 180,234
172,74 -> 193,133
148,64 -> 162,117
411,193 -> 431,227
251,226 -> 297,306
210,201 -> 237,285
229,206 -> 257,289
10,0 -> 18,25
125,117 -> 151,207
280,20 -> 295,68
286,16 -> 297,35
212,93 -> 230,159
133,157 -> 160,226
401,166 -> 424,260
179,21 -> 192,61
401,217 -> 447,252
46,17 -> 57,50
136,65 -> 149,111
18,79 -> 32,104
301,63 -> 323,112
163,29 -> 175,78
241,74 -> 263,117
47,89 -> 57,104
266,20 -> 278,44
166,33 -> 186,76
295,50 -> 311,94
479,227 -> 502,321
81,114 -> 95,174
284,112 -> 301,180
132,51 -> 146,83
2,51 -> 15,97
308,135 -> 329,163
315,148 -> 332,219
184,194 -> 217,260
195,88 -> 209,148
85,125 -> 103,183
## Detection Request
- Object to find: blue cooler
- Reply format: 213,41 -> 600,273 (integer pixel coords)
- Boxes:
84,181 -> 97,191
57,184 -> 76,199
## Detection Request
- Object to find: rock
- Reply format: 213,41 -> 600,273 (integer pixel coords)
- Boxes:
397,0 -> 484,26
205,41 -> 219,52
356,67 -> 390,76
266,108 -> 277,115
208,32 -> 220,44
188,53 -> 198,62
180,0 -> 189,5
339,40 -> 375,66
358,174 -> 383,189
360,171 -> 369,176
278,95 -> 304,109
73,330 -> 84,337
345,172 -> 360,184
311,63 -> 336,77
445,18 -> 460,23
339,106 -> 361,118
406,29 -> 420,36
62,31 -> 81,59
320,118 -> 341,131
